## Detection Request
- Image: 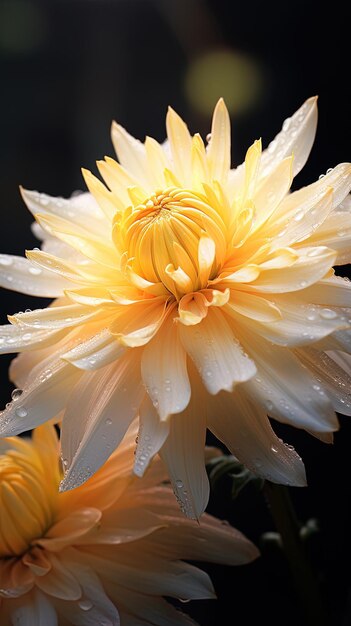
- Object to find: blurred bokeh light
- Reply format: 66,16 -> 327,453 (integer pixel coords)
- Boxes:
185,48 -> 265,116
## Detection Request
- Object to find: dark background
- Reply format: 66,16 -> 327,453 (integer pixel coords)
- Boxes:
0,1 -> 350,625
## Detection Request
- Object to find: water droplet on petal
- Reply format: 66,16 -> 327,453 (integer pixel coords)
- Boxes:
79,599 -> 93,611
15,407 -> 28,418
175,479 -> 183,488
105,418 -> 112,425
29,266 -> 42,275
0,257 -> 13,266
320,308 -> 337,319
11,389 -> 23,401
294,209 -> 304,222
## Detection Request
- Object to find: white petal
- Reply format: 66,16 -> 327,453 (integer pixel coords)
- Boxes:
11,590 -> 58,626
0,254 -> 70,297
0,324 -> 64,355
275,162 -> 351,221
207,98 -> 231,182
134,394 -> 170,477
166,107 -> 192,186
34,212 -> 119,269
21,188 -> 108,238
269,188 -> 334,249
300,274 -> 351,306
179,307 -> 256,394
99,550 -> 215,601
60,350 -> 144,491
34,553 -> 81,600
111,121 -> 149,188
248,246 -> 336,293
110,299 -> 170,348
145,136 -> 169,188
252,156 -> 293,229
141,314 -> 191,421
142,493 -> 259,564
11,303 -> 102,330
55,554 -> 120,626
0,357 -> 81,436
297,347 -> 351,415
237,294 -> 348,347
225,292 -> 281,322
115,593 -> 196,626
240,334 -> 338,433
260,96 -> 318,178
62,329 -> 125,370
160,385 -> 209,519
207,387 -> 306,485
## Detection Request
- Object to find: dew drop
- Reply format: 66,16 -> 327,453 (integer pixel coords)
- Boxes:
15,407 -> 28,418
320,308 -> 337,319
22,333 -> 32,342
79,599 -> 93,611
29,266 -> 42,275
11,389 -> 23,401
294,209 -> 304,222
175,479 -> 183,488
271,445 -> 278,453
179,598 -> 191,604
105,418 -> 112,425
0,257 -> 13,266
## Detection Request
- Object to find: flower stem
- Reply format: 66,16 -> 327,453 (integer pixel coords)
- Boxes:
264,482 -> 327,626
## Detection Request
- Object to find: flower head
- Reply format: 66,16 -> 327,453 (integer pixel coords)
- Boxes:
1,96 -> 351,517
0,423 -> 258,625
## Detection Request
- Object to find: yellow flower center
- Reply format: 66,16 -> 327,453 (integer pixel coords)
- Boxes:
0,442 -> 56,557
114,186 -> 227,299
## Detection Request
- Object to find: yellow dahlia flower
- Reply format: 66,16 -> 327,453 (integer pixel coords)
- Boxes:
0,423 -> 257,625
1,97 -> 351,518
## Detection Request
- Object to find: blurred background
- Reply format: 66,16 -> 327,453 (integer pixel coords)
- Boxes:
0,1 -> 350,624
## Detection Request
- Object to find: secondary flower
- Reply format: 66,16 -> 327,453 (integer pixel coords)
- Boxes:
0,423 -> 258,625
1,96 -> 351,517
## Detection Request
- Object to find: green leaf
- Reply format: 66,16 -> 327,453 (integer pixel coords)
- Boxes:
206,454 -> 264,500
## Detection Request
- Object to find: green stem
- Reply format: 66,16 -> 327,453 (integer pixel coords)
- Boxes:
264,482 -> 327,626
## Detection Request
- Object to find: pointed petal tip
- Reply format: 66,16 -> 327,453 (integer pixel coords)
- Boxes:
81,167 -> 92,178
214,96 -> 226,109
